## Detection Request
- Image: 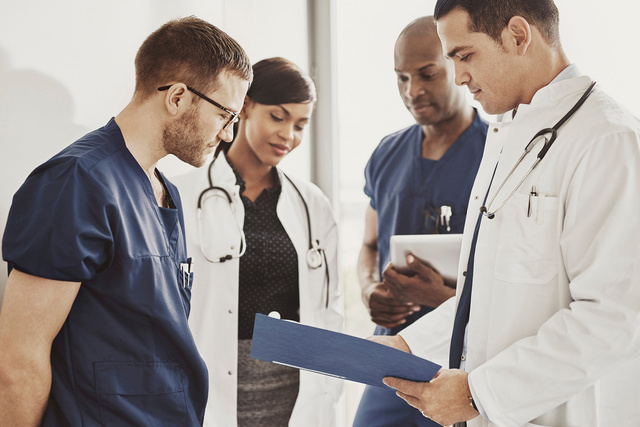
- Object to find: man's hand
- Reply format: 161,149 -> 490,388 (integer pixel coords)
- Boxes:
383,255 -> 455,308
362,282 -> 420,329
367,334 -> 412,353
383,369 -> 479,426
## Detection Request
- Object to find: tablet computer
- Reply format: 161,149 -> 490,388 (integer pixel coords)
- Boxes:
389,234 -> 463,280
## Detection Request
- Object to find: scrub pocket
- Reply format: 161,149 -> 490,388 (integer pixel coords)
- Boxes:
95,361 -> 188,426
177,260 -> 194,316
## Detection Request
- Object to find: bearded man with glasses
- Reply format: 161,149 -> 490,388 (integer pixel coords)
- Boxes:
0,16 -> 252,426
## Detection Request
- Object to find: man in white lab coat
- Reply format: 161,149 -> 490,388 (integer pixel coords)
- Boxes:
381,1 -> 640,426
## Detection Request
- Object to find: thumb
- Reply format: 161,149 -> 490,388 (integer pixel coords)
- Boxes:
406,254 -> 437,275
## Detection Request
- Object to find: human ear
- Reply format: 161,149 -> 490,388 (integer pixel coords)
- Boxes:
240,95 -> 253,119
161,83 -> 188,116
506,16 -> 532,55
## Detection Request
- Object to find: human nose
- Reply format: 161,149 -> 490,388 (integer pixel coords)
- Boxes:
219,122 -> 234,143
453,63 -> 470,87
406,78 -> 425,99
278,122 -> 295,142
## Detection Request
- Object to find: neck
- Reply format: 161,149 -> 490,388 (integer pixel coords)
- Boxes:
519,46 -> 571,106
421,104 -> 475,160
227,135 -> 275,197
114,99 -> 167,176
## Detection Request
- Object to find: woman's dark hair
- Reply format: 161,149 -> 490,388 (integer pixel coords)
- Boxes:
434,0 -> 561,47
217,57 -> 316,153
247,57 -> 317,105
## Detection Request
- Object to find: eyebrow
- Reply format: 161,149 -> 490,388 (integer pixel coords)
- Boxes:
394,64 -> 437,74
277,105 -> 290,116
276,105 -> 310,122
446,45 -> 473,59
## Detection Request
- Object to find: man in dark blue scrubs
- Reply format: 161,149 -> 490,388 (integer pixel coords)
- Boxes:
354,16 -> 487,427
0,17 -> 252,426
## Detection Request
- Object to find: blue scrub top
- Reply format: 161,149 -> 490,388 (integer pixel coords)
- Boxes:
3,119 -> 207,426
364,111 -> 487,334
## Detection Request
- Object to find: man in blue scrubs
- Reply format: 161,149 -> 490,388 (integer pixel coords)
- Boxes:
354,16 -> 487,426
0,17 -> 252,426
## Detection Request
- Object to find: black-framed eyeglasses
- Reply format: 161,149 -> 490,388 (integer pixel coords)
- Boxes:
157,85 -> 240,130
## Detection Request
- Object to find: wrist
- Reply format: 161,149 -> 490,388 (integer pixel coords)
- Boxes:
360,280 -> 379,304
469,394 -> 478,412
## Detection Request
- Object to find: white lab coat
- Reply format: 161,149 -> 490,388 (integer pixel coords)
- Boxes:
401,75 -> 640,426
172,154 -> 344,427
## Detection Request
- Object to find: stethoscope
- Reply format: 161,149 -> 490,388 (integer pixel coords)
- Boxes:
480,81 -> 596,219
196,155 -> 330,305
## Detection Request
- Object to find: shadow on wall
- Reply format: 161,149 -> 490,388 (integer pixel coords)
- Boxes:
0,46 -> 89,306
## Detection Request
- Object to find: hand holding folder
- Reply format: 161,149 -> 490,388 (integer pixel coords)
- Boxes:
250,313 -> 441,387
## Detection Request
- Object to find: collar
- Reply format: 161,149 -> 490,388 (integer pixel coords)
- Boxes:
224,151 -> 282,196
505,64 -> 583,121
550,63 -> 581,83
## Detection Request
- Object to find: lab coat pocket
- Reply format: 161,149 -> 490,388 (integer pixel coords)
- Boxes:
494,192 -> 559,285
95,361 -> 188,426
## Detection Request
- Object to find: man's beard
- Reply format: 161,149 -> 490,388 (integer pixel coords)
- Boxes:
162,107 -> 210,168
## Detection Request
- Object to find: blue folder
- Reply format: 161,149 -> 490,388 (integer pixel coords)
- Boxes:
250,313 -> 441,387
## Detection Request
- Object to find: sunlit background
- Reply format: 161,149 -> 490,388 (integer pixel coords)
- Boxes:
1,0 -> 638,424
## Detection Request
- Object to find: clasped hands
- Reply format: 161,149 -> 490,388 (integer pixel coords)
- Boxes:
363,254 -> 455,328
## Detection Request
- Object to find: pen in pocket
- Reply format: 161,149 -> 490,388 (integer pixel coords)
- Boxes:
527,186 -> 537,217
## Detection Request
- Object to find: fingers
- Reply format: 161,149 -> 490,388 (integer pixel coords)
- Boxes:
367,335 -> 412,353
405,254 -> 440,278
382,376 -> 424,396
369,308 -> 413,328
369,293 -> 420,327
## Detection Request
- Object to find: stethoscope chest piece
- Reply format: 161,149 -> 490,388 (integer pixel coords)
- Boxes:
306,246 -> 323,269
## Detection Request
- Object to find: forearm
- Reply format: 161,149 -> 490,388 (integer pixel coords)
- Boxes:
0,356 -> 51,426
357,243 -> 380,299
0,271 -> 79,426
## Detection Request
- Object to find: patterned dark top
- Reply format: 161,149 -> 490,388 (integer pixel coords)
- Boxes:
228,157 -> 300,340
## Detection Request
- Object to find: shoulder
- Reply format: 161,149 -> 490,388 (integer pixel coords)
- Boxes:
556,84 -> 640,159
470,108 -> 490,136
281,172 -> 330,206
279,172 -> 335,226
583,88 -> 640,137
373,124 -> 421,156
366,124 -> 421,175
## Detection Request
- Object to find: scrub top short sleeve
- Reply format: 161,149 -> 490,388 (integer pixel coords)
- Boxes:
3,158 -> 116,282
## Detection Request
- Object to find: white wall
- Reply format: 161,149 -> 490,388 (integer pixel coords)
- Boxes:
0,0 -> 311,302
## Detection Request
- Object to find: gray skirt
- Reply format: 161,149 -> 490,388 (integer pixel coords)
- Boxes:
237,339 -> 300,426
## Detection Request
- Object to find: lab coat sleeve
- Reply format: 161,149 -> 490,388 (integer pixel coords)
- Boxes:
399,295 -> 455,368
469,131 -> 640,426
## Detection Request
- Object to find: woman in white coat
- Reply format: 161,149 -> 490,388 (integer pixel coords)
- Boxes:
173,57 -> 344,426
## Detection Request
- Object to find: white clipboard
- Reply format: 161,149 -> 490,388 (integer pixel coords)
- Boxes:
390,234 -> 463,280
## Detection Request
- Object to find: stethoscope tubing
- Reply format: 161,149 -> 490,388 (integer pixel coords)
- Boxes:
197,153 -> 330,306
481,81 -> 596,219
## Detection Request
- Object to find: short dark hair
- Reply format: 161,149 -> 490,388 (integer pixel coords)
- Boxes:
434,0 -> 561,47
134,16 -> 253,100
247,57 -> 316,105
